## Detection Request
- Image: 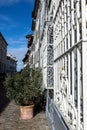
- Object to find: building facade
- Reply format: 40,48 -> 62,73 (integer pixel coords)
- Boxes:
0,32 -> 17,74
31,0 -> 87,130
32,0 -> 54,89
32,0 -> 40,68
0,32 -> 8,73
22,34 -> 34,68
6,53 -> 17,73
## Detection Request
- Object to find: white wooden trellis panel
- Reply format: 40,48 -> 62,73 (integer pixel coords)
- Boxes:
53,0 -> 86,130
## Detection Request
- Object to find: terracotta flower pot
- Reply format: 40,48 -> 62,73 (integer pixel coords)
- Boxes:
20,105 -> 34,119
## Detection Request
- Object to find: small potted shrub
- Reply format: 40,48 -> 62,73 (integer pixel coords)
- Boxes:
4,67 -> 42,119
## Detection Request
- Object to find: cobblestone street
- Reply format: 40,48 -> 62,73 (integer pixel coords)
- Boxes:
0,101 -> 50,130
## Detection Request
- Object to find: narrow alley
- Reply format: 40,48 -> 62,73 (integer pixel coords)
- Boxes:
0,100 -> 50,130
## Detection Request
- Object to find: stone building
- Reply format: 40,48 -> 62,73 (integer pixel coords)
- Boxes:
0,32 -> 17,74
0,32 -> 8,73
22,34 -> 34,68
6,53 -> 17,73
31,0 -> 87,130
32,0 -> 54,89
22,51 -> 29,68
32,0 -> 40,68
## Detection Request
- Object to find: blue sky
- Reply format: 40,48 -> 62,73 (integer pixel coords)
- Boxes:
0,0 -> 35,71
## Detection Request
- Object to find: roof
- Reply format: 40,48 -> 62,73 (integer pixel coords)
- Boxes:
32,0 -> 40,19
32,0 -> 39,31
7,53 -> 18,62
26,34 -> 33,39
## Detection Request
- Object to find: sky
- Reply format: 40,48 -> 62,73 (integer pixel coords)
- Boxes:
0,0 -> 35,71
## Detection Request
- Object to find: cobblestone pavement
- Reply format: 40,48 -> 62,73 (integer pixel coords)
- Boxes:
0,101 -> 50,130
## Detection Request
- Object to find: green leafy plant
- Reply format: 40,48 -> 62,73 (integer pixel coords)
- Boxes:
4,67 -> 43,106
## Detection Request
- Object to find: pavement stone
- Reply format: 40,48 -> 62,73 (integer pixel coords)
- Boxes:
0,101 -> 50,130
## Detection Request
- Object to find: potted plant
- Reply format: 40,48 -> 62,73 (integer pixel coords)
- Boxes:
4,67 -> 43,119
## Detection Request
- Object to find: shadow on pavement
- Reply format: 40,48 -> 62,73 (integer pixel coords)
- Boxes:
34,97 -> 46,117
0,82 -> 10,113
